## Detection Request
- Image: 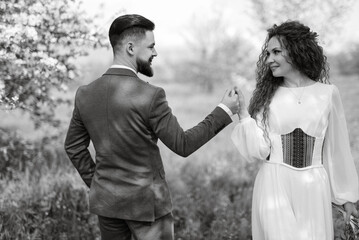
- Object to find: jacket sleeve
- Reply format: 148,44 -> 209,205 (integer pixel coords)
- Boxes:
148,88 -> 232,157
322,85 -> 359,205
64,90 -> 96,188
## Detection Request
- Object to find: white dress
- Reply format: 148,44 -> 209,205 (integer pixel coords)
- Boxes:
231,82 -> 359,240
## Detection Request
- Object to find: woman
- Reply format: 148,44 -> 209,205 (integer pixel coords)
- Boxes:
232,20 -> 359,239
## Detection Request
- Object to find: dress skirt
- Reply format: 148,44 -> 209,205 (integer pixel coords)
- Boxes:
251,162 -> 333,240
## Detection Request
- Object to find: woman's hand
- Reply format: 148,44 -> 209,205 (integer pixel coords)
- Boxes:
344,201 -> 359,223
234,87 -> 249,120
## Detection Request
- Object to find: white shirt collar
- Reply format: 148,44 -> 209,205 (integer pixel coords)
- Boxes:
110,65 -> 137,75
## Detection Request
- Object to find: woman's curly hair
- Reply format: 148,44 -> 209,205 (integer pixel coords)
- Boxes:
248,20 -> 330,134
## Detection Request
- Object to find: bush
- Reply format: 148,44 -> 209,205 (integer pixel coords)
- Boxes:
0,127 -> 100,239
0,128 -> 68,181
330,47 -> 359,76
170,160 -> 254,240
0,128 -> 39,180
0,177 -> 99,240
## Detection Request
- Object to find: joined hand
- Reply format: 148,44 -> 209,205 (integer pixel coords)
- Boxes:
221,88 -> 240,115
221,87 -> 248,119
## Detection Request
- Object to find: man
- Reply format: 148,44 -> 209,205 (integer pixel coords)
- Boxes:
64,14 -> 240,240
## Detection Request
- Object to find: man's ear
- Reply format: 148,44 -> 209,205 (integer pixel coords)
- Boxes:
126,42 -> 135,56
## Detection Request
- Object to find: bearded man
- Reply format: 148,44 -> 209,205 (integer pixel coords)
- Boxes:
64,14 -> 240,240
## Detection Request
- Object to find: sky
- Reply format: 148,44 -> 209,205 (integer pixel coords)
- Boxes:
80,0 -> 359,54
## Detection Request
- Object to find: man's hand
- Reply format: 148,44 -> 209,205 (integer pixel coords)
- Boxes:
221,89 -> 240,115
344,201 -> 359,224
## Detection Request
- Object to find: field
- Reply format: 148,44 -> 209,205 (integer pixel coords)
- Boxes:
1,69 -> 359,239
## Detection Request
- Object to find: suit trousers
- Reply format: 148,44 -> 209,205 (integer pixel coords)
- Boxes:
98,213 -> 174,240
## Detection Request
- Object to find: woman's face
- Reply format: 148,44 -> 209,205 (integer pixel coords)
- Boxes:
265,36 -> 295,78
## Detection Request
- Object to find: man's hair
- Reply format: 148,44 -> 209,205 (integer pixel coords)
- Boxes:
108,14 -> 155,48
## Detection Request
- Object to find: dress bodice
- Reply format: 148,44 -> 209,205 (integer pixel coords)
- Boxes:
268,82 -> 332,138
268,128 -> 324,168
264,82 -> 333,168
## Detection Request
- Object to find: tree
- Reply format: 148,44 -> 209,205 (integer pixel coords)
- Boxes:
335,43 -> 359,75
176,9 -> 256,92
249,0 -> 356,46
0,0 -> 108,128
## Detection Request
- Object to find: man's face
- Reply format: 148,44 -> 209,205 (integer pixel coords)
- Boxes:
135,31 -> 157,77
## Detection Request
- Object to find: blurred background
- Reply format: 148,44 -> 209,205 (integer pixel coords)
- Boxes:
1,0 -> 359,239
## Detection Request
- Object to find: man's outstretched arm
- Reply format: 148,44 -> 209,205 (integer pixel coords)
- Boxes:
149,88 -> 239,157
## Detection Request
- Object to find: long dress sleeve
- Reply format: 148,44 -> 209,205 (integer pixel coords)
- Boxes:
231,116 -> 271,162
323,85 -> 359,205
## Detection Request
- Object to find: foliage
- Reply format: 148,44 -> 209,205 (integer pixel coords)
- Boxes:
0,0 -> 108,128
0,132 -> 358,239
174,11 -> 256,92
334,44 -> 359,75
171,160 -> 254,240
0,127 -> 67,181
250,0 -> 355,42
0,127 -> 37,180
0,129 -> 100,239
0,175 -> 99,240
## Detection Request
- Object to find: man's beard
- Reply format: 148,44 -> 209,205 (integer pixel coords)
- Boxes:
137,57 -> 153,77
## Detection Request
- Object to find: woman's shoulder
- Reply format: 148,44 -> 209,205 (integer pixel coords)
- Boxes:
314,82 -> 342,103
313,81 -> 337,91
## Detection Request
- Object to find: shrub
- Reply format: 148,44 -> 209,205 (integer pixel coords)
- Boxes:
0,128 -> 100,239
171,159 -> 254,240
0,173 -> 99,240
0,128 -> 69,181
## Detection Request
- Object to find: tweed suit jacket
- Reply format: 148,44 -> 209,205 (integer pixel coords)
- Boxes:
64,68 -> 232,222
